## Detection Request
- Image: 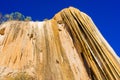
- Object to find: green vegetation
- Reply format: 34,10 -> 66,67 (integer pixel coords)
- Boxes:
0,12 -> 32,24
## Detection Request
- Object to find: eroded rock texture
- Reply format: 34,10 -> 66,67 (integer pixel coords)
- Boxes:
0,7 -> 119,80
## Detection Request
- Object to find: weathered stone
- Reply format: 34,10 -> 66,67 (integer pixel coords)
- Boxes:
0,7 -> 119,80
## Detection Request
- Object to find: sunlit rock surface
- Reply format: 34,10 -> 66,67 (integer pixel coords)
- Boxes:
0,7 -> 119,80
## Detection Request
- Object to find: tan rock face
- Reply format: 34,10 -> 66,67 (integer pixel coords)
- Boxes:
0,7 -> 119,80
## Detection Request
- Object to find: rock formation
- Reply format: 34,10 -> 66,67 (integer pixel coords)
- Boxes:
0,7 -> 119,80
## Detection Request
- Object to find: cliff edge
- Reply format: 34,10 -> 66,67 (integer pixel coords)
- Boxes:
0,7 -> 119,80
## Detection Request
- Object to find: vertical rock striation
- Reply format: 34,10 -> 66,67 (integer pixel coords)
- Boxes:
0,7 -> 119,80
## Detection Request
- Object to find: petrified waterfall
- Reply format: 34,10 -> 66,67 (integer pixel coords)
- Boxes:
0,7 -> 119,80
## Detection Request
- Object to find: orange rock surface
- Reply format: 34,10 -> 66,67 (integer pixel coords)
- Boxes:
0,7 -> 119,80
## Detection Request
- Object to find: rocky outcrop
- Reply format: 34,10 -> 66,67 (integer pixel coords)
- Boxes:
0,7 -> 119,80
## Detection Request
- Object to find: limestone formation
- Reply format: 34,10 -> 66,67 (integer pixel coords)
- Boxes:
0,7 -> 119,80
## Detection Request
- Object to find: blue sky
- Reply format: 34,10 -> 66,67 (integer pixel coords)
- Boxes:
0,0 -> 120,56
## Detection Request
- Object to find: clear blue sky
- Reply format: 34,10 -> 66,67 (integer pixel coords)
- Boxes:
0,0 -> 120,56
